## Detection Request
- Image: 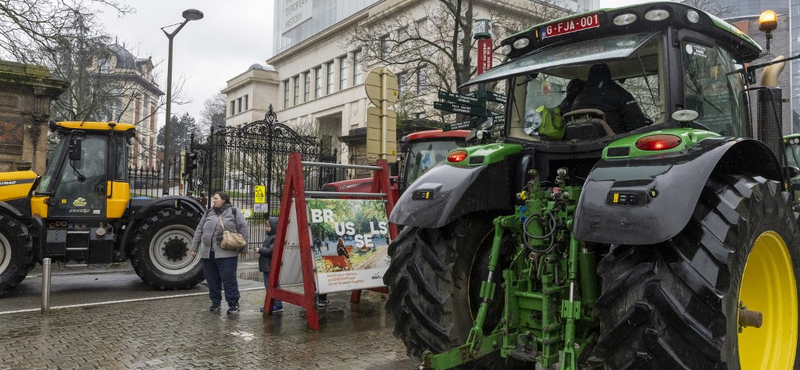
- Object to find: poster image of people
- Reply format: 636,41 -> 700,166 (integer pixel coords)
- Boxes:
306,198 -> 391,294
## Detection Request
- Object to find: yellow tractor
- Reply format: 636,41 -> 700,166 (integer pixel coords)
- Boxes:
0,121 -> 205,295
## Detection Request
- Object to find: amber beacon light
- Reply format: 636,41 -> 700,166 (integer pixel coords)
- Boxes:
759,10 -> 777,32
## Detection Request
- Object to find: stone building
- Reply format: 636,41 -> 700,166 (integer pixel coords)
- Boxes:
94,44 -> 163,169
225,0 -> 588,165
0,61 -> 68,174
222,64 -> 280,127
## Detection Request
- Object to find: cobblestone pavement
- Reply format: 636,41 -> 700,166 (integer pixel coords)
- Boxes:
0,288 -> 418,370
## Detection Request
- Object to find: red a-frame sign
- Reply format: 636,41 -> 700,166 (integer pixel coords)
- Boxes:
263,152 -> 396,330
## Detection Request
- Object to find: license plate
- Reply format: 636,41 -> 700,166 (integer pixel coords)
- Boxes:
541,14 -> 600,38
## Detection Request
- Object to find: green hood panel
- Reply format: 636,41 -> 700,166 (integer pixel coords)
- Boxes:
603,128 -> 720,159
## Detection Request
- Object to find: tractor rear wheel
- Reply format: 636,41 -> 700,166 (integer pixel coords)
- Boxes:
594,174 -> 800,370
384,215 -> 522,369
0,213 -> 35,296
131,208 -> 204,290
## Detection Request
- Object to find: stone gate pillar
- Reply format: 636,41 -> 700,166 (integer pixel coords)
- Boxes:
0,60 -> 68,174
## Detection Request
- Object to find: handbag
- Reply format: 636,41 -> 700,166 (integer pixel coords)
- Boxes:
218,210 -> 247,250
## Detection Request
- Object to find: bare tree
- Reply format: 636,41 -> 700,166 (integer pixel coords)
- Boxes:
0,0 -> 131,63
347,0 -> 567,125
199,93 -> 226,136
678,0 -> 735,18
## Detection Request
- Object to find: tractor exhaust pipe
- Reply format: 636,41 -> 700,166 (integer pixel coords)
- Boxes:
756,56 -> 786,164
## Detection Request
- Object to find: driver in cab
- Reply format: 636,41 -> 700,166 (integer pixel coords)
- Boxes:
570,63 -> 650,133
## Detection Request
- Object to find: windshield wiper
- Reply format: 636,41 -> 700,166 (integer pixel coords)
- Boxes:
70,161 -> 86,182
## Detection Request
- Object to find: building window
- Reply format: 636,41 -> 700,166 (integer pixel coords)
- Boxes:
293,76 -> 300,105
237,97 -> 242,113
398,26 -> 409,43
339,56 -> 348,90
284,80 -> 290,108
315,67 -> 322,98
416,66 -> 428,93
98,58 -> 111,73
415,112 -> 427,119
304,72 -> 310,102
380,35 -> 390,59
244,95 -> 249,111
353,49 -> 363,85
327,61 -> 335,94
416,18 -> 427,37
231,100 -> 236,116
397,72 -> 408,98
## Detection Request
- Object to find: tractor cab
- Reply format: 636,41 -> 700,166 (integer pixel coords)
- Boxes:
465,3 -> 759,166
32,121 -> 135,221
397,129 -> 469,194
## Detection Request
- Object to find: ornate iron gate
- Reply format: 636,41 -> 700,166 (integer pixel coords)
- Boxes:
187,106 -> 336,248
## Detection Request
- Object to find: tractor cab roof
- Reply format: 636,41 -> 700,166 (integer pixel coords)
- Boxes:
465,2 -> 761,88
52,121 -> 136,133
50,121 -> 136,131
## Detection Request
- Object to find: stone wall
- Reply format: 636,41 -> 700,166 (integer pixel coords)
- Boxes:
0,61 -> 68,174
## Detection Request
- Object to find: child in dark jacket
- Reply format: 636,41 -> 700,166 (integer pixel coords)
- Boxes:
259,217 -> 282,312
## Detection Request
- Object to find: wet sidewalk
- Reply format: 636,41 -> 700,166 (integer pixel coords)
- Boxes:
0,274 -> 417,369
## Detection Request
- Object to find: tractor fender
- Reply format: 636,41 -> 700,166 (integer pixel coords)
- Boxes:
0,200 -> 26,218
120,196 -> 205,254
390,160 -> 516,228
573,137 -> 782,245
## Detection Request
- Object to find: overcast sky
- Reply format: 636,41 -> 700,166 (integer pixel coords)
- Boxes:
96,0 -> 274,127
95,0 -> 643,128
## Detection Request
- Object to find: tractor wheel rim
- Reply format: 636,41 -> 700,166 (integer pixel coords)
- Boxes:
738,231 -> 798,369
149,225 -> 199,275
0,233 -> 10,274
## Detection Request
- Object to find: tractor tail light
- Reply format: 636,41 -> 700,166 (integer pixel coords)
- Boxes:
635,134 -> 682,151
448,150 -> 468,163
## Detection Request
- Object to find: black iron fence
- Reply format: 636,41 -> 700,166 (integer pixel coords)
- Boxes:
127,107 -> 356,252
128,163 -> 185,199
184,106 -> 345,250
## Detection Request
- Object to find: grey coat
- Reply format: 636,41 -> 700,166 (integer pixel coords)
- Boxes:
190,204 -> 249,259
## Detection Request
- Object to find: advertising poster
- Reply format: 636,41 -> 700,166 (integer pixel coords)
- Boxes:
307,199 -> 391,294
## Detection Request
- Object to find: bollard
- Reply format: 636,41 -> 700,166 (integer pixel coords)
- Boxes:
42,258 -> 51,313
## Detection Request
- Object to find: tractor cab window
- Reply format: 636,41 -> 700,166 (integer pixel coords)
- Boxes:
506,33 -> 663,141
49,135 -> 109,216
681,41 -> 747,136
37,135 -> 69,194
114,135 -> 128,181
404,139 -> 463,185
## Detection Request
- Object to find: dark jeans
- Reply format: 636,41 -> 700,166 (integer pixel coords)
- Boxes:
202,251 -> 240,306
263,272 -> 282,307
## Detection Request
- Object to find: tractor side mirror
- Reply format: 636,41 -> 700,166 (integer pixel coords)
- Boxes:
68,137 -> 83,161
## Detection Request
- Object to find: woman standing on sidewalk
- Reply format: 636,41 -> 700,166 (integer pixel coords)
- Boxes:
190,192 -> 249,314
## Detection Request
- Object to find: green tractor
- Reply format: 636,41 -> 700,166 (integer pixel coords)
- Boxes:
384,2 -> 800,370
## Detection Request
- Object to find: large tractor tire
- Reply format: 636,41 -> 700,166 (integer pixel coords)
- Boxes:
594,174 -> 800,370
131,208 -> 204,290
384,215 -> 522,369
0,213 -> 35,296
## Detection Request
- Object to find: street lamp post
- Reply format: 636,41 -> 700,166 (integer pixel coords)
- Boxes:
161,9 -> 204,195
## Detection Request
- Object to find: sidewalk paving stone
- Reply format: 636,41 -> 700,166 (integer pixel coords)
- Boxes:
0,289 -> 417,370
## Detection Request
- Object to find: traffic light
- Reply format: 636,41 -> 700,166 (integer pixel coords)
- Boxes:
184,152 -> 198,176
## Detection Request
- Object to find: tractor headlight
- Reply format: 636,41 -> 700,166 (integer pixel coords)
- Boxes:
645,9 -> 670,21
